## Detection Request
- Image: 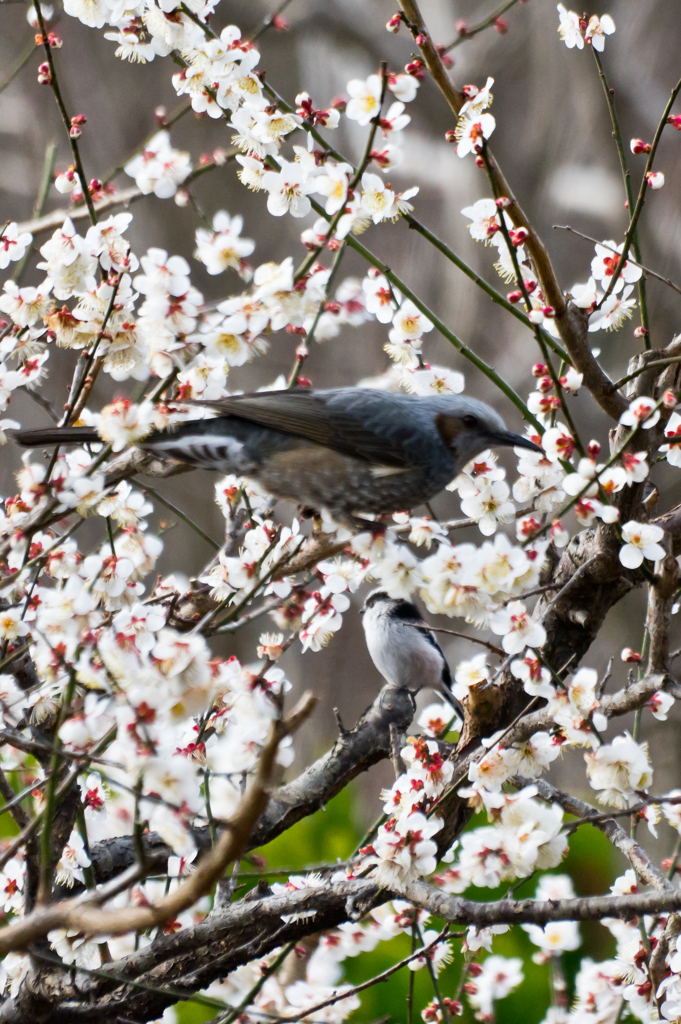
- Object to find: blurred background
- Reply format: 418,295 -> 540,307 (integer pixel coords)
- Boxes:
1,5 -> 681,1013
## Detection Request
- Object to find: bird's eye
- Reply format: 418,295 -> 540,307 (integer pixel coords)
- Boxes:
462,414 -> 478,428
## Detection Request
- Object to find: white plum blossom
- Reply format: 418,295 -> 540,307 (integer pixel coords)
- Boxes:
619,396 -> 660,430
585,733 -> 653,807
591,240 -> 641,292
371,812 -> 442,886
262,160 -> 316,218
490,601 -> 547,655
97,399 -> 156,452
0,223 -> 33,270
345,75 -> 382,126
194,211 -> 255,276
619,521 -> 665,568
360,172 -> 418,223
124,131 -> 191,199
585,14 -> 616,50
466,955 -> 524,1015
660,412 -> 681,466
556,4 -> 584,49
588,285 -> 637,332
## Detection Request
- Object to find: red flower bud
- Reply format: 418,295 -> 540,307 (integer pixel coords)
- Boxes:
667,114 -> 681,130
468,963 -> 483,977
386,13 -> 402,33
532,363 -> 548,377
405,60 -> 423,75
508,227 -> 529,246
587,439 -> 601,458
621,648 -> 642,663
495,196 -> 511,209
474,155 -> 485,168
444,129 -> 457,143
415,33 -> 427,45
507,290 -> 523,304
538,376 -> 554,394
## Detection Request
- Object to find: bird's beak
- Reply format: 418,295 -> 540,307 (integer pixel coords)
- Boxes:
492,430 -> 543,454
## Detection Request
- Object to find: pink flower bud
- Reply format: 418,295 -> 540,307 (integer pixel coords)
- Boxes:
528,309 -> 545,324
474,155 -> 485,168
295,343 -> 309,360
538,376 -> 553,394
630,138 -> 651,154
69,125 -> 82,139
48,32 -> 62,47
463,982 -> 478,995
88,179 -> 102,195
386,13 -> 402,32
667,114 -> 681,130
456,20 -> 469,37
71,114 -> 87,127
495,196 -> 511,208
507,290 -> 523,304
272,14 -> 289,30
174,190 -> 190,207
485,223 -> 499,237
405,60 -> 423,75
494,17 -> 508,33
297,376 -> 312,387
37,61 -> 52,85
621,648 -> 641,663
330,96 -> 347,112
532,363 -> 548,377
542,305 -> 555,317
213,147 -> 228,165
444,129 -> 457,143
646,171 -> 665,189
508,227 -> 529,246
663,389 -> 678,409
154,106 -> 167,126
587,439 -> 601,458
415,33 -> 427,44
633,325 -> 648,338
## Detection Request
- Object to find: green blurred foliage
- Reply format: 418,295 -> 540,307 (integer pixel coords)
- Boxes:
175,782 -> 622,1024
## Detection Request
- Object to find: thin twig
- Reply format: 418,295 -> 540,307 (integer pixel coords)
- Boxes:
554,225 -> 681,299
442,0 -> 520,53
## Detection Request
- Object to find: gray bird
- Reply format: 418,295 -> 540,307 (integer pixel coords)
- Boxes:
12,387 -> 539,528
361,588 -> 465,724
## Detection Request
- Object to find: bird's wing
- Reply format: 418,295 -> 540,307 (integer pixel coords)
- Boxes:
185,391 -> 414,468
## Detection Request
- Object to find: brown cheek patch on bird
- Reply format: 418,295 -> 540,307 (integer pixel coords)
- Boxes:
435,414 -> 463,450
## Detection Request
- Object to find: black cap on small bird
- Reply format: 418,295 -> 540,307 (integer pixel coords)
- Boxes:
361,588 -> 465,725
10,386 -> 540,528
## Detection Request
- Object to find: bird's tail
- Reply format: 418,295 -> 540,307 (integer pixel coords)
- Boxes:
440,686 -> 466,728
9,425 -> 100,448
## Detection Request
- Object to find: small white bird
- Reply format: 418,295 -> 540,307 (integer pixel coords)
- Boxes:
360,588 -> 465,726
